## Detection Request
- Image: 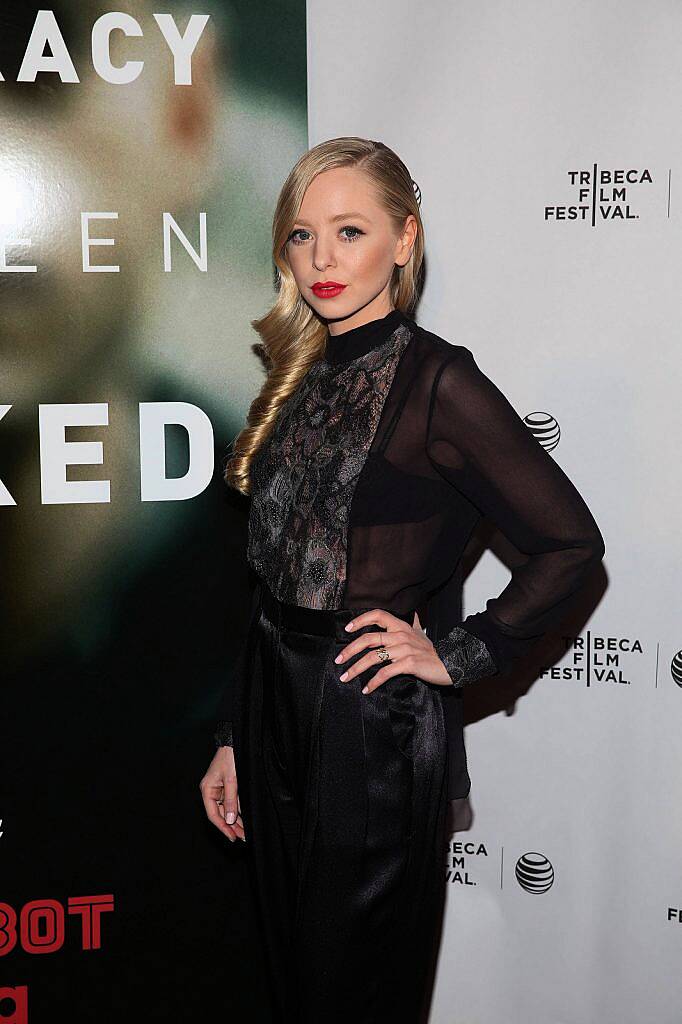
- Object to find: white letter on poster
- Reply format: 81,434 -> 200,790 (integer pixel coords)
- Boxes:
81,213 -> 119,273
39,404 -> 110,506
0,406 -> 16,506
163,212 -> 208,272
0,238 -> 37,273
17,10 -> 80,83
139,403 -> 214,501
92,12 -> 144,85
152,14 -> 211,85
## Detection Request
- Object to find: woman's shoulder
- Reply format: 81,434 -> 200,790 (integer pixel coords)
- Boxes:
400,315 -> 505,411
402,312 -> 477,370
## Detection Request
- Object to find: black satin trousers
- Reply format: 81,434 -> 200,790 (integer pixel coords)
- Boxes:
232,577 -> 449,1023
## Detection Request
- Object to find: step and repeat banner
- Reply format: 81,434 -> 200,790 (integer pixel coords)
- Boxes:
3,2 -> 681,1023
0,2 -> 306,1020
307,2 -> 679,1023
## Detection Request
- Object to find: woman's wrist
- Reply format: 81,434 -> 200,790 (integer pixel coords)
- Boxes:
433,627 -> 497,688
214,719 -> 234,748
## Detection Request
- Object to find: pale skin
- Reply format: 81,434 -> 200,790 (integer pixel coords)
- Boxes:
200,165 -> 454,841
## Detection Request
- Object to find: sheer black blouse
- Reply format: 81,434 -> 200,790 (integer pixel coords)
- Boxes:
214,307 -> 605,798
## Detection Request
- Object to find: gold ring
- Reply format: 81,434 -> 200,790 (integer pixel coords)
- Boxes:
376,646 -> 390,664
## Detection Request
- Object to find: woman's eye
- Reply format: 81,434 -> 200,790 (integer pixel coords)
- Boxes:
287,225 -> 365,245
340,225 -> 364,242
288,229 -> 310,245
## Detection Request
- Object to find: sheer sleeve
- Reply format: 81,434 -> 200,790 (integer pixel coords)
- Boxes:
426,348 -> 605,686
213,572 -> 262,748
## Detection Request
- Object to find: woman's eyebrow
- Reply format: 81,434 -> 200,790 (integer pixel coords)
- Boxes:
294,212 -> 371,226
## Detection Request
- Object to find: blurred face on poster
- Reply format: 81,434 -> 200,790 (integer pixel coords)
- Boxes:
0,2 -> 223,647
0,1 -> 219,409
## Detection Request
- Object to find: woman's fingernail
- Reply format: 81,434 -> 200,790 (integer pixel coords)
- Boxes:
334,654 -> 343,663
339,671 -> 348,681
345,621 -> 354,631
226,811 -> 236,824
361,686 -> 369,694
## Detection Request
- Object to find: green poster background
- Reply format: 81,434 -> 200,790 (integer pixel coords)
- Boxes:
0,3 -> 307,1020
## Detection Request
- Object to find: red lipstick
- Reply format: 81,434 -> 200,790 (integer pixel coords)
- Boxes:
312,281 -> 346,298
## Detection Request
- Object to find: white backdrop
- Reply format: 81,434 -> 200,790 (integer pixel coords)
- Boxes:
308,2 -> 682,1021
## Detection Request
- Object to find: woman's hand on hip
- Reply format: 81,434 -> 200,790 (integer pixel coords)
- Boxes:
335,608 -> 453,693
199,746 -> 245,843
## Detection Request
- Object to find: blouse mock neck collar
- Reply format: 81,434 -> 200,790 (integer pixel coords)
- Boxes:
323,307 -> 406,365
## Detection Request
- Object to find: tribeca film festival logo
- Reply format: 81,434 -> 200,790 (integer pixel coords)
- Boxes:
544,166 -> 653,225
544,631 -> 644,687
445,841 -> 555,893
548,635 -> 682,689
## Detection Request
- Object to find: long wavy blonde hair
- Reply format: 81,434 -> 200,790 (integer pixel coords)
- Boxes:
224,136 -> 425,496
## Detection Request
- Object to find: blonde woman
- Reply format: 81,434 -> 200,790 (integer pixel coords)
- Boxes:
200,137 -> 605,1023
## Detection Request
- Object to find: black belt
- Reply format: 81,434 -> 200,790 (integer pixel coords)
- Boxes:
258,576 -> 414,639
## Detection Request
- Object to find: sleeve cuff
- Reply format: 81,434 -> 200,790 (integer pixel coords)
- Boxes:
434,626 -> 498,688
213,719 -> 234,748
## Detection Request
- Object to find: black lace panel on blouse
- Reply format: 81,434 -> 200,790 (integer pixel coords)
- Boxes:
247,320 -> 412,608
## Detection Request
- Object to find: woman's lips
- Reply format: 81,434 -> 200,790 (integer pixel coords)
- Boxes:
311,282 -> 346,298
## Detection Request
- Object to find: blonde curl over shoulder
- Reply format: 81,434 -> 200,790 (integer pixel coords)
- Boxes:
224,136 -> 424,497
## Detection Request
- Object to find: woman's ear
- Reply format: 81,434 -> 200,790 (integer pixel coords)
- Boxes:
396,214 -> 418,266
